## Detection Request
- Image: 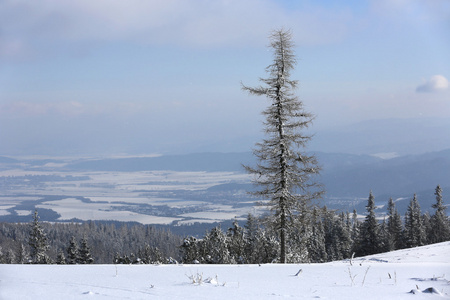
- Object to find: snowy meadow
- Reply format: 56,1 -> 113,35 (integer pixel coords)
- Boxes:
1,242 -> 449,299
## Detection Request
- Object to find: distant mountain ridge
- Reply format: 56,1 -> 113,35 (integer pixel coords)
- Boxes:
309,117 -> 450,156
64,151 -> 384,174
321,149 -> 450,197
63,149 -> 450,199
66,152 -> 255,172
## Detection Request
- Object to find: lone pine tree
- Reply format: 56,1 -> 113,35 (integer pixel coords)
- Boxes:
242,29 -> 322,263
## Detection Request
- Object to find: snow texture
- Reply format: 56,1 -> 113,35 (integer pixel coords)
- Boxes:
1,242 -> 449,299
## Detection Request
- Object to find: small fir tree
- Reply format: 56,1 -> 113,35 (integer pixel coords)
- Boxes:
56,250 -> 66,264
180,236 -> 201,264
378,218 -> 391,253
404,194 -> 426,247
16,243 -> 28,264
336,212 -> 353,259
430,185 -> 450,243
242,215 -> 279,264
67,236 -> 79,264
201,226 -> 231,264
255,228 -> 279,264
243,214 -> 262,263
386,198 -> 404,250
226,221 -> 246,263
28,210 -> 51,264
322,206 -> 338,260
79,236 -> 94,264
356,192 -> 381,256
307,207 -> 327,262
137,244 -> 164,264
422,212 -> 432,244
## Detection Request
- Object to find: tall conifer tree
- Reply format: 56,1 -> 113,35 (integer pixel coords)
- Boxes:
242,29 -> 322,263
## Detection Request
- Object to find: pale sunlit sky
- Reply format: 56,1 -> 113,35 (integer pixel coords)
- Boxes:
0,0 -> 449,156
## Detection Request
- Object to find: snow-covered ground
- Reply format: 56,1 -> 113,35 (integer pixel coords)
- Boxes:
1,242 -> 449,299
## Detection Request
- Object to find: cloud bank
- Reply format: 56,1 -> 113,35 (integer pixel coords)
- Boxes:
416,75 -> 449,93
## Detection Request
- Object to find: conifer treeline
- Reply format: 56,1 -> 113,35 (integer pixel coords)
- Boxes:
180,185 -> 450,264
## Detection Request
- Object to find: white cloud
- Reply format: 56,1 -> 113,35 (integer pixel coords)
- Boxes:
416,75 -> 449,93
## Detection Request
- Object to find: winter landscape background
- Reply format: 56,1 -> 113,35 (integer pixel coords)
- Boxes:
1,0 -> 450,298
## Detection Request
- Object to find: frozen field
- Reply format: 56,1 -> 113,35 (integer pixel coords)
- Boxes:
1,242 -> 449,299
0,168 -> 261,225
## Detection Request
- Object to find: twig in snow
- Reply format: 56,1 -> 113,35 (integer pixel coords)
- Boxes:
347,267 -> 357,286
362,266 -> 371,286
349,252 -> 355,266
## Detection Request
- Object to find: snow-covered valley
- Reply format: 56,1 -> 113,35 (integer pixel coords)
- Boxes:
1,242 -> 449,299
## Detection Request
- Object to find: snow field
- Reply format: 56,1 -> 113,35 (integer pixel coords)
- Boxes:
1,242 -> 449,299
1,262 -> 448,299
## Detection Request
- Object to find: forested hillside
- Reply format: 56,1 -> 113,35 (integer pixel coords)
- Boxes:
0,220 -> 182,264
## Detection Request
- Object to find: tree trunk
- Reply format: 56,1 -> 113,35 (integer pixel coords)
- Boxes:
280,207 -> 286,263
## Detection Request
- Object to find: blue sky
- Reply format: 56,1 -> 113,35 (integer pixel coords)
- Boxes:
0,0 -> 449,156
